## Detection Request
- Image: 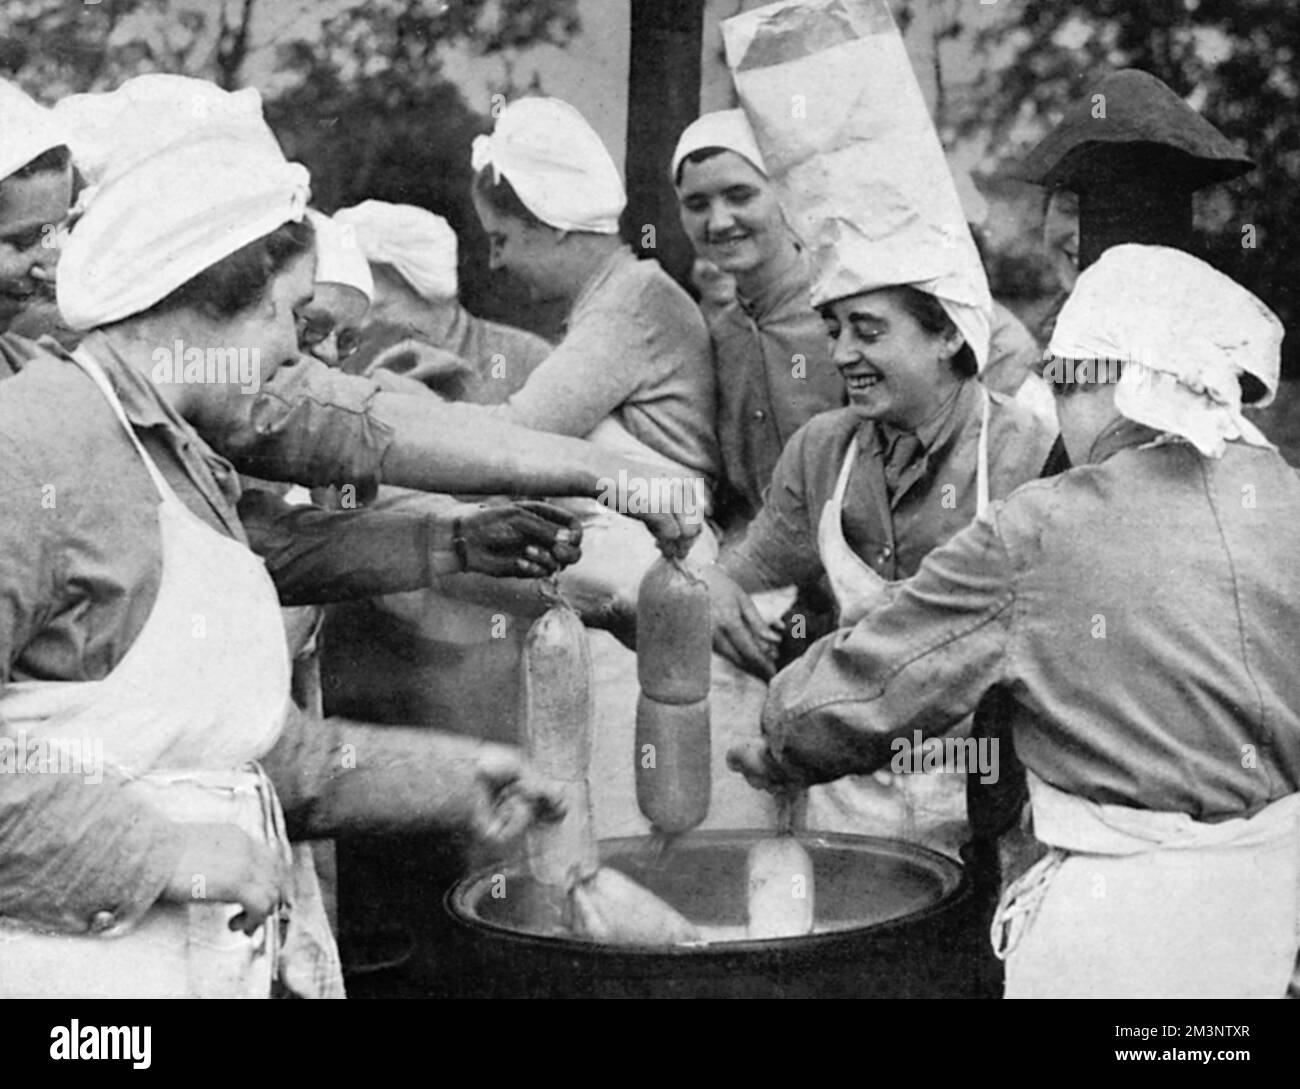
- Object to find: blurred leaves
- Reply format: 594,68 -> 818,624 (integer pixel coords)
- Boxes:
955,0 -> 1300,374
0,0 -> 579,335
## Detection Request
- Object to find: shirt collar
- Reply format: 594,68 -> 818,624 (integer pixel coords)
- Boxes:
77,329 -> 183,431
1084,416 -> 1163,465
74,330 -> 244,521
735,240 -> 809,320
873,378 -> 973,460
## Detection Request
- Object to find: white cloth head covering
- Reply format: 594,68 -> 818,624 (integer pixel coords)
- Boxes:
334,200 -> 458,301
307,209 -> 373,301
470,97 -> 625,234
1049,244 -> 1282,458
670,109 -> 769,183
720,0 -> 992,370
0,78 -> 68,182
55,74 -> 277,188
57,75 -> 310,331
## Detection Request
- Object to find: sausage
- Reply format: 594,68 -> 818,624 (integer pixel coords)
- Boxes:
520,602 -> 598,887
634,693 -> 711,834
570,866 -> 701,945
636,558 -> 711,705
746,835 -> 815,939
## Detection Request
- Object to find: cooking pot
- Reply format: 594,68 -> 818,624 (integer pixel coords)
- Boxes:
445,830 -> 998,998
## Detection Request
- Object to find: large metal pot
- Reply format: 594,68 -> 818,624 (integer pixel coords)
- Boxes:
445,830 -> 998,998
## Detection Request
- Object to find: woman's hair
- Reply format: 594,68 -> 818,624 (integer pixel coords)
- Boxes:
152,217 -> 315,320
894,285 -> 977,378
675,146 -> 729,186
471,168 -> 546,229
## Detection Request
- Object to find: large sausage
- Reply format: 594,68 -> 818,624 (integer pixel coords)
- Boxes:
520,602 -> 598,887
636,558 -> 711,705
634,693 -> 711,834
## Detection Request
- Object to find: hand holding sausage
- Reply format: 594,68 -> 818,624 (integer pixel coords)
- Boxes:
455,500 -> 583,578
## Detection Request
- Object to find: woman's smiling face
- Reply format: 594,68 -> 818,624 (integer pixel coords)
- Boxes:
676,151 -> 786,281
820,288 -> 963,430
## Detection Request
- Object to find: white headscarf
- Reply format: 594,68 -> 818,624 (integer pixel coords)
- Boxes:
470,97 -> 625,234
307,209 -> 374,301
54,74 -> 276,189
1049,244 -> 1282,458
670,109 -> 769,183
0,78 -> 67,182
334,200 -> 458,301
57,76 -> 310,331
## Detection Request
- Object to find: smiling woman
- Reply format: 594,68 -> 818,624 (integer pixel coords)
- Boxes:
820,286 -> 971,431
0,146 -> 71,337
0,76 -> 582,1001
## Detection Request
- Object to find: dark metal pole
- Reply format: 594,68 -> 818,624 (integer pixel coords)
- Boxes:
622,0 -> 706,288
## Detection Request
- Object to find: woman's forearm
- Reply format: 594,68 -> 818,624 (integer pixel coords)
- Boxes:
374,391 -> 611,497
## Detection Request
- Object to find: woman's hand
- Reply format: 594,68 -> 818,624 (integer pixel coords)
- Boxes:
464,743 -> 567,850
456,501 -> 583,578
163,822 -> 289,935
595,463 -> 706,560
726,740 -> 809,794
697,564 -> 783,680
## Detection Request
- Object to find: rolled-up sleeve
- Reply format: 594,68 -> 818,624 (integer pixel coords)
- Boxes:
238,488 -> 459,605
762,513 -> 1017,783
0,772 -> 184,933
0,435 -> 183,933
228,359 -> 395,489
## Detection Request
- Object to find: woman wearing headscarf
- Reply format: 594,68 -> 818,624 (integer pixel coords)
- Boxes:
466,97 -> 719,493
0,79 -> 72,362
44,77 -> 701,554
0,89 -> 577,999
734,244 -> 1300,999
332,200 -> 553,403
671,109 -> 845,531
451,97 -> 737,837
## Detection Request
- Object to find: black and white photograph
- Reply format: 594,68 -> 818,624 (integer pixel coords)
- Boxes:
0,0 -> 1295,1052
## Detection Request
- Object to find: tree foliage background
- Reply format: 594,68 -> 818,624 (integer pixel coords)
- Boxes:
1,0 -> 1295,371
895,0 -> 1299,375
0,0 -> 580,334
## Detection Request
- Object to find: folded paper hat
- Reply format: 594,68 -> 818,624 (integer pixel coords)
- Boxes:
720,0 -> 991,369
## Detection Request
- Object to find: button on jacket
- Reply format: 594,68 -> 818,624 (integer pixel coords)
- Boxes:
707,250 -> 845,523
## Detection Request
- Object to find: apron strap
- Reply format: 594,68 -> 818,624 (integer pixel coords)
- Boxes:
70,348 -> 175,504
831,434 -> 858,507
976,386 -> 991,522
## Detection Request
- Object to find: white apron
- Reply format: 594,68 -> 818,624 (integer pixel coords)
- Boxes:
0,350 -> 343,999
993,772 -> 1300,998
804,394 -> 989,857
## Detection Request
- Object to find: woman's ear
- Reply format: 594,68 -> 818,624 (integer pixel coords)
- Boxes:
938,327 -> 964,362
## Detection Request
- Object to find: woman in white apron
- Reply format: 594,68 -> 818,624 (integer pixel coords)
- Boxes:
0,348 -> 336,999
0,83 -> 566,998
702,284 -> 1055,856
734,244 -> 1300,998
